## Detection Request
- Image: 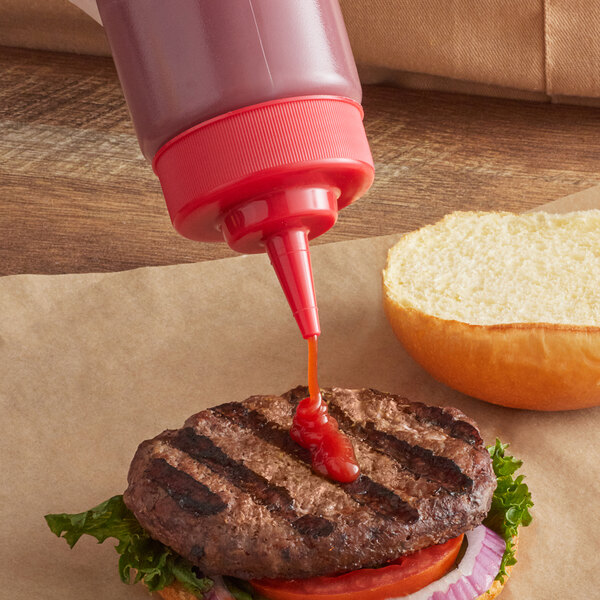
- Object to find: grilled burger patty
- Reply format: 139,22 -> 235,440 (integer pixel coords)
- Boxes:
124,387 -> 496,580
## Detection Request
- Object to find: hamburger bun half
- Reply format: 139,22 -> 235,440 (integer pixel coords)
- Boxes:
383,211 -> 600,411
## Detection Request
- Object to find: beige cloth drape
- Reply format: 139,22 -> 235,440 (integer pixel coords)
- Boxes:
344,0 -> 600,103
1,0 -> 599,104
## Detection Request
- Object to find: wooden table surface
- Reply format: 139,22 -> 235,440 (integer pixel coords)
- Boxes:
2,45 -> 600,276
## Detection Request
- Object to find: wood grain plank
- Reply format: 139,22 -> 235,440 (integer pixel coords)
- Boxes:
2,46 -> 600,275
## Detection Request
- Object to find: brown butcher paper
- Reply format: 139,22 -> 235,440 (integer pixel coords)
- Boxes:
2,186 -> 600,599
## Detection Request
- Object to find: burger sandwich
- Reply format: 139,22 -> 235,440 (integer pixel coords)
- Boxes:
46,386 -> 533,600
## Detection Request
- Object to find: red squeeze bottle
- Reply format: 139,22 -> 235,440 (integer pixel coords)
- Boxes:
95,0 -> 375,338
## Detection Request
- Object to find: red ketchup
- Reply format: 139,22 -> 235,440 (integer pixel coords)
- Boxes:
79,2 -> 371,474
291,336 -> 360,483
94,0 -> 374,340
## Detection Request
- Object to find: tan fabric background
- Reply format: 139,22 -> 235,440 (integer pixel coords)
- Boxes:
0,0 -> 599,103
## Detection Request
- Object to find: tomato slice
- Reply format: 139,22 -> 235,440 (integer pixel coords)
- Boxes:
250,534 -> 463,600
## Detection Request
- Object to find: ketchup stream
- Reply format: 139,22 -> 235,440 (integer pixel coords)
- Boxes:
290,336 -> 360,483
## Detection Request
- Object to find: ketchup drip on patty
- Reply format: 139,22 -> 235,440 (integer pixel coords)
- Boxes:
290,336 -> 360,483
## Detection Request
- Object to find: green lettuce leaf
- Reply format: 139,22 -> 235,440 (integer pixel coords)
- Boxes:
224,577 -> 259,600
225,577 -> 271,600
45,495 -> 213,596
484,439 -> 534,582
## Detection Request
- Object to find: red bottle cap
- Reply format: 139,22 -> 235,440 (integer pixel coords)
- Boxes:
153,96 -> 374,338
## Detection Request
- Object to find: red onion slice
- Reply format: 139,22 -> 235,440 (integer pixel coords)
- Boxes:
393,525 -> 505,600
205,575 -> 236,600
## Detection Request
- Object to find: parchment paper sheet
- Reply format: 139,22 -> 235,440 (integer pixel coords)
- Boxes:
2,187 -> 600,599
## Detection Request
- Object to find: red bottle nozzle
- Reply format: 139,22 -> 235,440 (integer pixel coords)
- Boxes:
153,96 -> 375,338
266,228 -> 320,339
221,185 -> 337,338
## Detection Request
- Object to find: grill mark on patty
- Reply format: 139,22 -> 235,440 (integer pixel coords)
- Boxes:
288,386 -> 481,446
167,427 -> 334,539
213,402 -> 311,462
212,402 -> 419,523
386,395 -> 482,446
342,474 -> 419,518
146,458 -> 227,516
324,396 -> 473,494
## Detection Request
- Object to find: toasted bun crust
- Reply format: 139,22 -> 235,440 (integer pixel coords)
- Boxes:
157,583 -> 195,600
383,211 -> 600,411
157,534 -> 518,600
383,301 -> 600,411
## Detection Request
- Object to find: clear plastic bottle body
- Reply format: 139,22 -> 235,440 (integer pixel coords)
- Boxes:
96,0 -> 362,160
